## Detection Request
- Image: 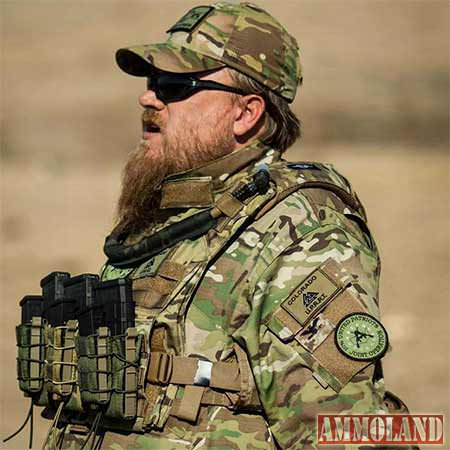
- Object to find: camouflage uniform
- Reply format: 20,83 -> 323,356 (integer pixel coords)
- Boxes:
41,3 -> 414,449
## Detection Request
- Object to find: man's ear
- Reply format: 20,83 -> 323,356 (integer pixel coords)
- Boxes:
233,94 -> 266,139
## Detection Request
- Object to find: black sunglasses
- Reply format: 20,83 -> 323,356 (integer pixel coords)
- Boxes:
146,73 -> 248,103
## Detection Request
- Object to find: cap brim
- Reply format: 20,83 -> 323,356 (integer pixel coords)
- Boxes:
116,42 -> 225,76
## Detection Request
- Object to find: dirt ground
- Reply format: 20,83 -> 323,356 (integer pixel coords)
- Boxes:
1,1 -> 449,449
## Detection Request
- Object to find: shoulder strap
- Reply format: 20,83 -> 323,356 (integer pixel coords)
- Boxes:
255,161 -> 366,221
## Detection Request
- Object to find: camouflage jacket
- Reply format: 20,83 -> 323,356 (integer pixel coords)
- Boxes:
50,139 -> 409,450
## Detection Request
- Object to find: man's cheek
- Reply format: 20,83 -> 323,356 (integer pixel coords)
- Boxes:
164,120 -> 188,145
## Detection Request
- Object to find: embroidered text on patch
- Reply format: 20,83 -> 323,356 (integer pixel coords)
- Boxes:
281,267 -> 340,325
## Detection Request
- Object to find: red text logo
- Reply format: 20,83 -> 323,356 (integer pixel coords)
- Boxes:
317,414 -> 444,445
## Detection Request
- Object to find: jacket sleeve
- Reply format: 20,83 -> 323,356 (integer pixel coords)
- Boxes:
233,222 -> 390,450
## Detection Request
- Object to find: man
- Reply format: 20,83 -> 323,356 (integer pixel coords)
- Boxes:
40,2 -> 413,449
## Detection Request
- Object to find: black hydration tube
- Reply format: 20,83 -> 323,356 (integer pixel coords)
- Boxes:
103,165 -> 271,268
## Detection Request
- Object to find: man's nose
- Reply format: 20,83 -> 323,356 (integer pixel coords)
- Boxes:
138,89 -> 165,110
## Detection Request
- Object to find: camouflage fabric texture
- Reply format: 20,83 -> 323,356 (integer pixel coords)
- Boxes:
116,2 -> 302,102
44,139 -> 415,449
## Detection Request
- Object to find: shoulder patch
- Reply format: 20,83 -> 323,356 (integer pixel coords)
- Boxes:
281,265 -> 340,326
167,6 -> 214,33
335,312 -> 388,361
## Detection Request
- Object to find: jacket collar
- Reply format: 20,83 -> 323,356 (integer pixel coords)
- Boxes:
159,139 -> 280,209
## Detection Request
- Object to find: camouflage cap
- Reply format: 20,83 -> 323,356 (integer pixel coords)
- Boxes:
116,2 -> 302,102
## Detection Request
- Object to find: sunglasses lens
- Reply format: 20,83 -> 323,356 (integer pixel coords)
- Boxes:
156,76 -> 195,103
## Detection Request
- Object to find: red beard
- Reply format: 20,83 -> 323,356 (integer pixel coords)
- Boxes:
113,108 -> 235,237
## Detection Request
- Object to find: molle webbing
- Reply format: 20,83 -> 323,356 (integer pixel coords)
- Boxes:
29,317 -> 44,392
133,260 -> 187,309
124,328 -> 139,418
76,326 -> 144,420
96,327 -> 109,404
47,320 -> 78,398
15,316 -> 46,396
59,320 -> 77,397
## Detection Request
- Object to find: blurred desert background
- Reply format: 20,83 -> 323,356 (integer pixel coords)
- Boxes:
1,1 -> 449,449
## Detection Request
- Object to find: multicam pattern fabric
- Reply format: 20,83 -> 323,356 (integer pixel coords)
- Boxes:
296,313 -> 335,353
116,2 -> 302,102
44,140 -> 414,449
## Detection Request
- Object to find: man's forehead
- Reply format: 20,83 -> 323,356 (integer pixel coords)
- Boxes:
198,67 -> 231,82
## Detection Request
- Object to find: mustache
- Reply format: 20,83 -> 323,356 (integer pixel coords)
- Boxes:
142,109 -> 164,129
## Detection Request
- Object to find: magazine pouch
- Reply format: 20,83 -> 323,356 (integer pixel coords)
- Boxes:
46,320 -> 82,412
16,317 -> 47,404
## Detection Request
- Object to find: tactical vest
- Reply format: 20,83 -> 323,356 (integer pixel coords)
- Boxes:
15,157 -> 376,444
